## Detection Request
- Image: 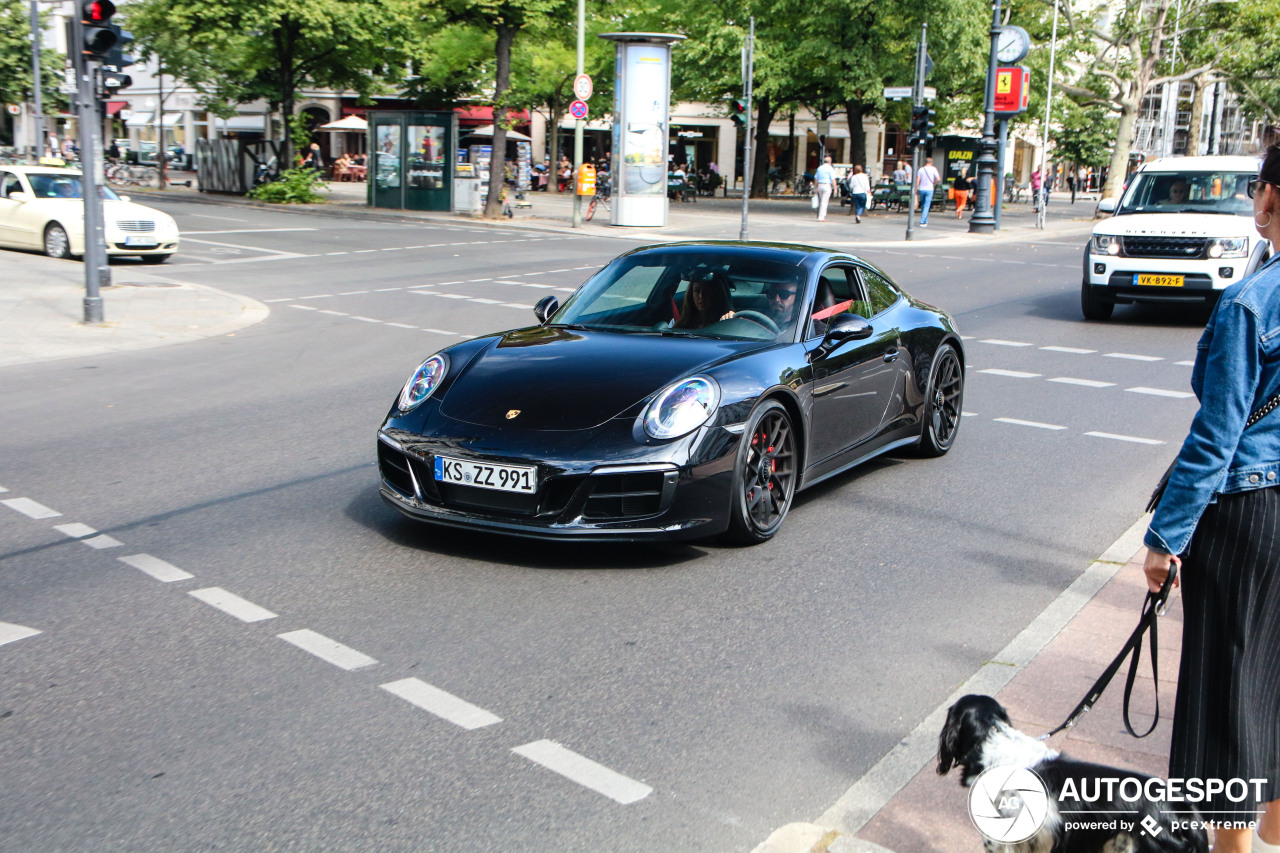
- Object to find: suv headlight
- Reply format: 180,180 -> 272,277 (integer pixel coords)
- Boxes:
1091,234 -> 1121,255
398,353 -> 448,412
642,376 -> 720,439
1208,237 -> 1248,258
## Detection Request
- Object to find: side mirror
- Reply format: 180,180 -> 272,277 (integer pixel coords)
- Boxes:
808,313 -> 873,362
119,195 -> 131,203
1097,198 -> 1117,214
533,295 -> 559,324
6,191 -> 30,202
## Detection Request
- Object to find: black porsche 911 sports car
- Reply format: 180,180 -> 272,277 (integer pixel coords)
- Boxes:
377,241 -> 963,544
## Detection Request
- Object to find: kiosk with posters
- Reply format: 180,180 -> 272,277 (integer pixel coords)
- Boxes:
368,111 -> 456,211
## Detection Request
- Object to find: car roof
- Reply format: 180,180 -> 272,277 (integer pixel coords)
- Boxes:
619,241 -> 836,264
1138,155 -> 1259,174
2,165 -> 83,177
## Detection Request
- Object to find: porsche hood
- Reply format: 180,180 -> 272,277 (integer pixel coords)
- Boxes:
437,326 -> 760,431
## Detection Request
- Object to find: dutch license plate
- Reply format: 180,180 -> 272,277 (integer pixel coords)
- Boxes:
434,454 -> 536,493
1135,273 -> 1184,287
124,236 -> 157,247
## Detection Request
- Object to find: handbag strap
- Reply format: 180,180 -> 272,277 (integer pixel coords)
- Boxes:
1247,388 -> 1280,428
1043,563 -> 1178,739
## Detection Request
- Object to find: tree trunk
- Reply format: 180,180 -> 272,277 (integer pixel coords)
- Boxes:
750,93 -> 776,199
1104,93 -> 1139,199
485,24 -> 516,219
1186,73 -> 1207,157
844,100 -> 868,168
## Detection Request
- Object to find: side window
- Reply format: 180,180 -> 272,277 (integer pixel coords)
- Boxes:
809,265 -> 869,338
858,267 -> 901,316
1,172 -> 22,198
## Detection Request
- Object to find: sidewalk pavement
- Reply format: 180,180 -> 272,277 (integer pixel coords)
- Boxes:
3,177 -> 1174,853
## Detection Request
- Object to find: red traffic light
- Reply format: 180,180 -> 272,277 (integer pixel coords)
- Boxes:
82,0 -> 115,22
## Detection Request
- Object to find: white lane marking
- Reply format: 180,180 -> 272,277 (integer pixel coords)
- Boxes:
289,304 -> 319,311
1040,346 -> 1096,354
0,622 -> 41,647
503,303 -> 535,309
318,310 -> 348,316
1085,431 -> 1166,445
386,322 -> 417,329
1104,352 -> 1162,362
351,316 -> 381,323
512,740 -> 652,805
977,369 -> 1041,379
118,554 -> 193,582
381,247 -> 402,251
338,290 -> 369,296
189,587 -> 277,623
959,335 -> 976,340
326,252 -> 349,256
181,228 -> 318,235
961,412 -> 979,417
468,278 -> 492,283
264,298 -> 294,303
978,339 -> 1033,347
423,328 -> 458,336
83,534 -> 123,549
438,293 -> 470,299
380,677 -> 503,730
471,298 -> 504,304
1175,360 -> 1195,367
1127,386 -> 1195,399
522,283 -> 556,289
54,522 -> 98,538
1048,377 -> 1116,388
0,484 -> 7,493
277,629 -> 377,671
555,288 -> 576,293
374,287 -> 401,292
994,417 -> 1067,430
299,294 -> 335,299
2,498 -> 62,519
354,249 -> 379,254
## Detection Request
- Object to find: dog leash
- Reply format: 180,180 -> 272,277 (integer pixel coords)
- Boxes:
1041,563 -> 1179,740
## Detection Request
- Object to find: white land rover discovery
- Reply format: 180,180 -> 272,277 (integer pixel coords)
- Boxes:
1082,155 -> 1270,320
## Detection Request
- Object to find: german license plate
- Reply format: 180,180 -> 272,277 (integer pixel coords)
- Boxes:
1135,273 -> 1184,287
433,454 -> 536,493
124,236 -> 157,247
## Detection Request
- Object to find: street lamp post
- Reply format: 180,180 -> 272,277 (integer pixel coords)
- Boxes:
969,0 -> 1002,234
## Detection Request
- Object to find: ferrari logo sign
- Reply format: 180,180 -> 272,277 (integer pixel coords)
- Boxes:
506,410 -> 521,420
993,66 -> 1030,115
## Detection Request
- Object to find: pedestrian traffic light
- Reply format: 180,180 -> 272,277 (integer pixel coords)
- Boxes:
79,0 -> 119,60
729,99 -> 747,127
101,24 -> 135,91
909,105 -> 936,148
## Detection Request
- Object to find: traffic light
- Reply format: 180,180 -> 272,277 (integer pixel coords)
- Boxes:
79,0 -> 119,60
729,99 -> 747,127
101,24 -> 135,92
909,105 -> 936,148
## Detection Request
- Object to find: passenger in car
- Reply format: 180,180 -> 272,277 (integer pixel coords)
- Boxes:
675,273 -> 734,329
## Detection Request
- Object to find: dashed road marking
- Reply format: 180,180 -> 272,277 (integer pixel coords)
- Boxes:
1126,386 -> 1195,399
189,587 -> 278,623
994,417 -> 1067,430
338,290 -> 369,296
1085,431 -> 1166,445
978,368 -> 1041,379
512,740 -> 652,805
1041,346 -> 1096,354
381,677 -> 503,730
318,310 -> 348,316
1048,377 -> 1116,388
277,629 -> 378,671
118,553 -> 194,583
54,522 -> 98,538
1104,352 -> 1163,362
2,497 -> 61,519
979,339 -> 1033,347
83,534 -> 123,549
0,622 -> 41,647
1175,360 -> 1195,367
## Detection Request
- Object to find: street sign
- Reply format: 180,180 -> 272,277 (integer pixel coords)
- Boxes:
5,104 -> 20,116
883,86 -> 912,100
993,66 -> 1031,115
573,74 -> 593,101
570,99 -> 589,120
923,87 -> 937,100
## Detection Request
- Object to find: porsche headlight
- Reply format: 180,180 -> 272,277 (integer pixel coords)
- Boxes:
1091,234 -> 1121,255
398,354 -> 448,413
642,376 -> 720,439
1208,237 -> 1248,258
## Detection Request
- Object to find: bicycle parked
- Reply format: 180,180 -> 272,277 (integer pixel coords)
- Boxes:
105,162 -> 160,188
585,173 -> 611,221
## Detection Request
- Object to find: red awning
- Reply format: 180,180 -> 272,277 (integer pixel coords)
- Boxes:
106,101 -> 127,116
454,106 -> 530,126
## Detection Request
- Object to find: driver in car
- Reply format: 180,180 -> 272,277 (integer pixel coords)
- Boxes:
1163,178 -> 1189,205
718,281 -> 798,332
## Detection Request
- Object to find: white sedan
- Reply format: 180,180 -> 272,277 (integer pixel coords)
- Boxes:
0,165 -> 180,263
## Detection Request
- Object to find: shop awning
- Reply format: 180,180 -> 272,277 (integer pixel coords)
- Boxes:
127,112 -> 182,127
105,101 -> 127,117
211,114 -> 265,132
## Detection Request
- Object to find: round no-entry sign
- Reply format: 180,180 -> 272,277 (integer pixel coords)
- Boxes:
573,74 -> 593,101
570,100 -> 589,120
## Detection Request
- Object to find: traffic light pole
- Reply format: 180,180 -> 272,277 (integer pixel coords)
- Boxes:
72,16 -> 108,323
738,17 -> 754,242
905,24 -> 926,242
30,0 -> 43,161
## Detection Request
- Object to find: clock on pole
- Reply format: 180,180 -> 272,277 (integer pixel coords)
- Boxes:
996,25 -> 1031,64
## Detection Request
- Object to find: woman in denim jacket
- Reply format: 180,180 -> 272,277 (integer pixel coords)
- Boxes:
1144,144 -> 1280,853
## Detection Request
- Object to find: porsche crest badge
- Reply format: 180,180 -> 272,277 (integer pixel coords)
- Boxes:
506,409 -> 521,419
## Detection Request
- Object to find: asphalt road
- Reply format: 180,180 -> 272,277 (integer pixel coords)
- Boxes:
0,201 -> 1208,852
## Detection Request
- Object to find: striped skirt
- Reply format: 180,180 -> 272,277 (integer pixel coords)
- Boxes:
1169,486 -> 1280,818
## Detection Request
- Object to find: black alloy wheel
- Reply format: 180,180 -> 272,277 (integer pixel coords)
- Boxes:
726,400 -> 797,544
918,344 -> 964,457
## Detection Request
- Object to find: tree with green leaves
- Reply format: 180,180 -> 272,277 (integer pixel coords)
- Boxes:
1,0 -> 67,145
125,0 -> 418,164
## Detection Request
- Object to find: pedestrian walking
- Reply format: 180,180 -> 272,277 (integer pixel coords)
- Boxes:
916,157 -> 941,226
814,154 -> 836,221
1067,170 -> 1077,204
1031,167 -> 1043,211
847,164 -> 870,223
1142,142 -> 1280,853
952,167 -> 972,218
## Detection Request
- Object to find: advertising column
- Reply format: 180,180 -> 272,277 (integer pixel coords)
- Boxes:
601,33 -> 685,226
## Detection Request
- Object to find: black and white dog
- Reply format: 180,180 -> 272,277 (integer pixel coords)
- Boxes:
937,695 -> 1208,853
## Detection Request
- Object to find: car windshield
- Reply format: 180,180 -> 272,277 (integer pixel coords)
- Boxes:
551,251 -> 806,341
1116,170 -> 1253,216
26,174 -> 120,201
